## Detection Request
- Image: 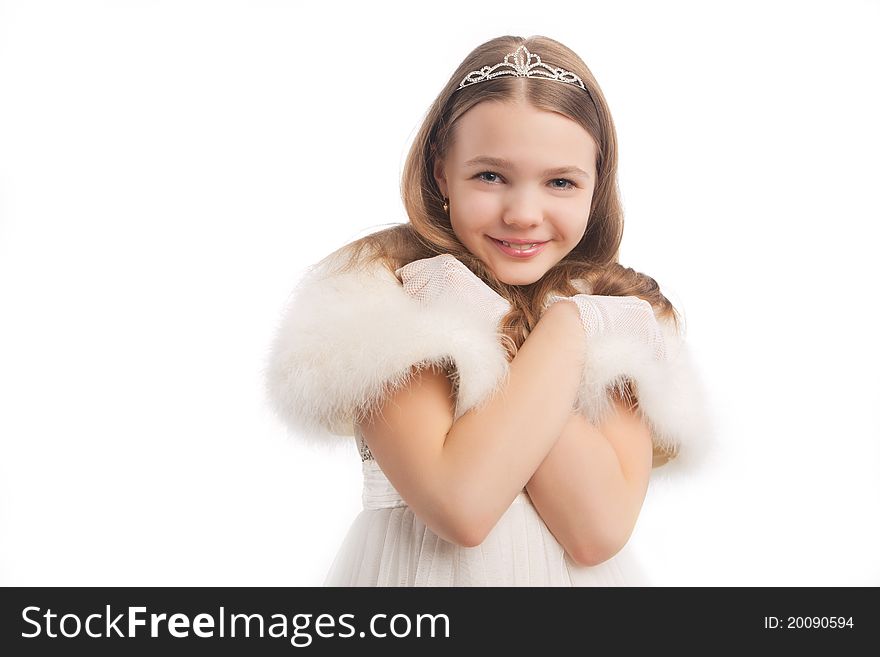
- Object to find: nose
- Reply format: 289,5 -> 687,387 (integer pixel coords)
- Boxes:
501,187 -> 543,229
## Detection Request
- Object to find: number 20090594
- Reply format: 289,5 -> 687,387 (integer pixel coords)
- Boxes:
764,617 -> 853,629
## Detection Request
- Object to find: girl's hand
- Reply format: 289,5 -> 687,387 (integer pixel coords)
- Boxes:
543,293 -> 667,361
395,254 -> 511,329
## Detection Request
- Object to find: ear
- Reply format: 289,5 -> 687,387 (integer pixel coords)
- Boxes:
433,158 -> 448,197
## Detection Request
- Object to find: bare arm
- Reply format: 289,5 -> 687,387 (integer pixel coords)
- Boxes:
525,397 -> 654,566
358,301 -> 586,547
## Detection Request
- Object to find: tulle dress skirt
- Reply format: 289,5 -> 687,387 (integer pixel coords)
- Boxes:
323,459 -> 651,587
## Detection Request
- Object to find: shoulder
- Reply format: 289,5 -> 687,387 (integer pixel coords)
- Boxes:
298,249 -> 400,308
264,246 -> 510,442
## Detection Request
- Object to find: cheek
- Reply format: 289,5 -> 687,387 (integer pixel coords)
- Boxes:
452,192 -> 498,227
558,211 -> 590,243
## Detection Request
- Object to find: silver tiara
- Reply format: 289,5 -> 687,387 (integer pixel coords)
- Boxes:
456,45 -> 586,92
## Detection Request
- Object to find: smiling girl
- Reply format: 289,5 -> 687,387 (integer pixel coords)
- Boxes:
265,35 -> 711,586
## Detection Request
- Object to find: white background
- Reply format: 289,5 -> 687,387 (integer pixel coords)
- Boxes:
1,0 -> 877,586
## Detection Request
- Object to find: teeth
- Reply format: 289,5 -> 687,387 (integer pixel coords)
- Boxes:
501,240 -> 538,250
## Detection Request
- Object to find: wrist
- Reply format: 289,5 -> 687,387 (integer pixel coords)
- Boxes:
541,296 -> 579,322
539,299 -> 586,349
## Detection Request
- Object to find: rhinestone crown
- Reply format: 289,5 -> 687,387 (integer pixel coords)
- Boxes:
456,44 -> 587,92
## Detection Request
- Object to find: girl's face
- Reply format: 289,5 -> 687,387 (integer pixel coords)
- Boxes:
434,99 -> 598,286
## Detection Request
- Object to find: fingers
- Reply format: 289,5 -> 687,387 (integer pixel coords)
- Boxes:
396,255 -> 487,300
394,255 -> 511,327
543,294 -> 665,358
395,254 -> 456,280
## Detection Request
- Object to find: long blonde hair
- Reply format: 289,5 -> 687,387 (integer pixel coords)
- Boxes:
322,35 -> 681,443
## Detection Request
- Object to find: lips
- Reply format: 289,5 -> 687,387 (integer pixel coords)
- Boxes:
492,237 -> 548,246
501,241 -> 539,249
488,236 -> 549,258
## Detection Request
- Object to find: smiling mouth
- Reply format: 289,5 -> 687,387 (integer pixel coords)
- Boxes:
488,237 -> 549,258
501,241 -> 538,250
490,237 -> 548,250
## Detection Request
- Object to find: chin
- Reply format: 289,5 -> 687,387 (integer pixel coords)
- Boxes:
495,269 -> 545,286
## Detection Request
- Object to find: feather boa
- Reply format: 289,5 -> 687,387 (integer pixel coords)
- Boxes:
263,253 -> 713,477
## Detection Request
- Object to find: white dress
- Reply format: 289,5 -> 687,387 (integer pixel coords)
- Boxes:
322,430 -> 652,587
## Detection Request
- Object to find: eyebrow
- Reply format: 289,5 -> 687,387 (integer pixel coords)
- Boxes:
462,156 -> 591,179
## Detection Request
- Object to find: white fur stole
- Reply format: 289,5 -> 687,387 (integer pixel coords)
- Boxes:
263,255 -> 712,476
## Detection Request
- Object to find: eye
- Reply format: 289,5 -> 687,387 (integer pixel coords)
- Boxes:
475,171 -> 503,184
550,178 -> 577,190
